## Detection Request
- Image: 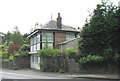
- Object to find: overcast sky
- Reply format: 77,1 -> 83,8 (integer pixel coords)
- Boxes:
0,0 -> 119,34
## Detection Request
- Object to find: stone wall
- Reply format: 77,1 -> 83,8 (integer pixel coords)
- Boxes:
2,56 -> 30,69
40,56 -> 68,72
40,56 -> 119,74
13,56 -> 30,68
40,56 -> 80,73
57,37 -> 79,51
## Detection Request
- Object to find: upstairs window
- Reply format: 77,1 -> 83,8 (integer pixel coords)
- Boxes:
34,36 -> 37,44
30,38 -> 34,45
36,34 -> 40,43
66,33 -> 75,41
42,32 -> 53,42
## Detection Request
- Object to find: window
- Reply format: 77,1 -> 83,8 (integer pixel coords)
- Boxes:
35,55 -> 39,63
36,34 -> 40,43
32,55 -> 34,63
34,45 -> 37,51
66,33 -> 75,41
37,43 -> 40,50
32,55 -> 39,63
42,43 -> 53,49
34,36 -> 37,44
30,38 -> 33,45
42,32 -> 53,42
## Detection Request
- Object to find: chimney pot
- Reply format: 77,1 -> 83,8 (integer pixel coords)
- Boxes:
57,13 -> 62,29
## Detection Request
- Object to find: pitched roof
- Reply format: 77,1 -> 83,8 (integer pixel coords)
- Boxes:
41,20 -> 76,31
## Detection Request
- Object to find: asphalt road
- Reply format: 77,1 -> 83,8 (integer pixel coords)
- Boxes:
0,72 -> 118,81
1,72 -> 67,79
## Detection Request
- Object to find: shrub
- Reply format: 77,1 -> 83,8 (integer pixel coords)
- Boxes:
9,54 -> 14,61
19,51 -> 29,56
2,59 -> 10,62
57,69 -> 65,73
0,45 -> 9,59
10,44 -> 21,54
38,49 -> 62,57
52,49 -> 62,57
20,44 -> 30,51
12,66 -> 21,70
65,48 -> 76,56
79,55 -> 104,66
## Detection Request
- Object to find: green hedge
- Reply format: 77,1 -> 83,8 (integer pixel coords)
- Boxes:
38,48 -> 62,57
79,55 -> 104,67
65,48 -> 76,56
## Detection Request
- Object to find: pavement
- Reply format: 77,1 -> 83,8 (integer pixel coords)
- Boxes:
1,68 -> 120,80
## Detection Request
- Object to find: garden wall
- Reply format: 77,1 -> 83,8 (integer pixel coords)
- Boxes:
2,56 -> 30,69
40,56 -> 119,74
40,56 -> 80,73
40,56 -> 68,72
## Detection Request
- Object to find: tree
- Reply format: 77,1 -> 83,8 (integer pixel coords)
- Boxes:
10,26 -> 24,46
5,27 -> 24,46
5,31 -> 12,45
78,1 -> 119,56
23,33 -> 30,44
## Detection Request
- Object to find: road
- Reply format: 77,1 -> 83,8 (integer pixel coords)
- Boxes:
0,71 -> 118,81
0,72 -> 67,79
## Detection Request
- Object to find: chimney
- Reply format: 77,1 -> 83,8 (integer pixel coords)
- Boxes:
118,1 -> 120,7
57,13 -> 62,29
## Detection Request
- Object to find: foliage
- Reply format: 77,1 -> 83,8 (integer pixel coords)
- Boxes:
8,41 -> 14,55
79,55 -> 104,68
5,27 -> 24,46
20,44 -> 30,51
79,55 -> 104,64
38,48 -> 62,57
19,51 -> 29,56
14,52 -> 21,56
23,33 -> 30,44
65,48 -> 76,56
12,66 -> 21,70
2,59 -> 10,62
0,45 -> 8,59
9,54 -> 14,61
57,69 -> 65,73
78,1 -> 119,56
10,44 -> 21,54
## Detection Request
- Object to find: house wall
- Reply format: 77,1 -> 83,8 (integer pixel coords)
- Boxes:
57,38 -> 79,51
54,32 -> 66,45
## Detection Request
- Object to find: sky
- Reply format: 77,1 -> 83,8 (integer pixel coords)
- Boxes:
0,0 -> 119,34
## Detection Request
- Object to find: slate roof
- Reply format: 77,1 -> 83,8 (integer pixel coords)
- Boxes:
41,20 -> 76,31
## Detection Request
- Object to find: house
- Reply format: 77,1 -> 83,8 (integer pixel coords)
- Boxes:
27,13 -> 80,70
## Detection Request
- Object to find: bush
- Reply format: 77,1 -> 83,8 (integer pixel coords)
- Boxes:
2,59 -> 10,62
14,52 -> 21,56
38,49 -> 62,57
19,51 -> 29,56
9,54 -> 14,61
65,48 -> 76,56
12,66 -> 21,70
0,45 -> 9,59
57,69 -> 65,73
20,44 -> 30,51
79,55 -> 104,66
